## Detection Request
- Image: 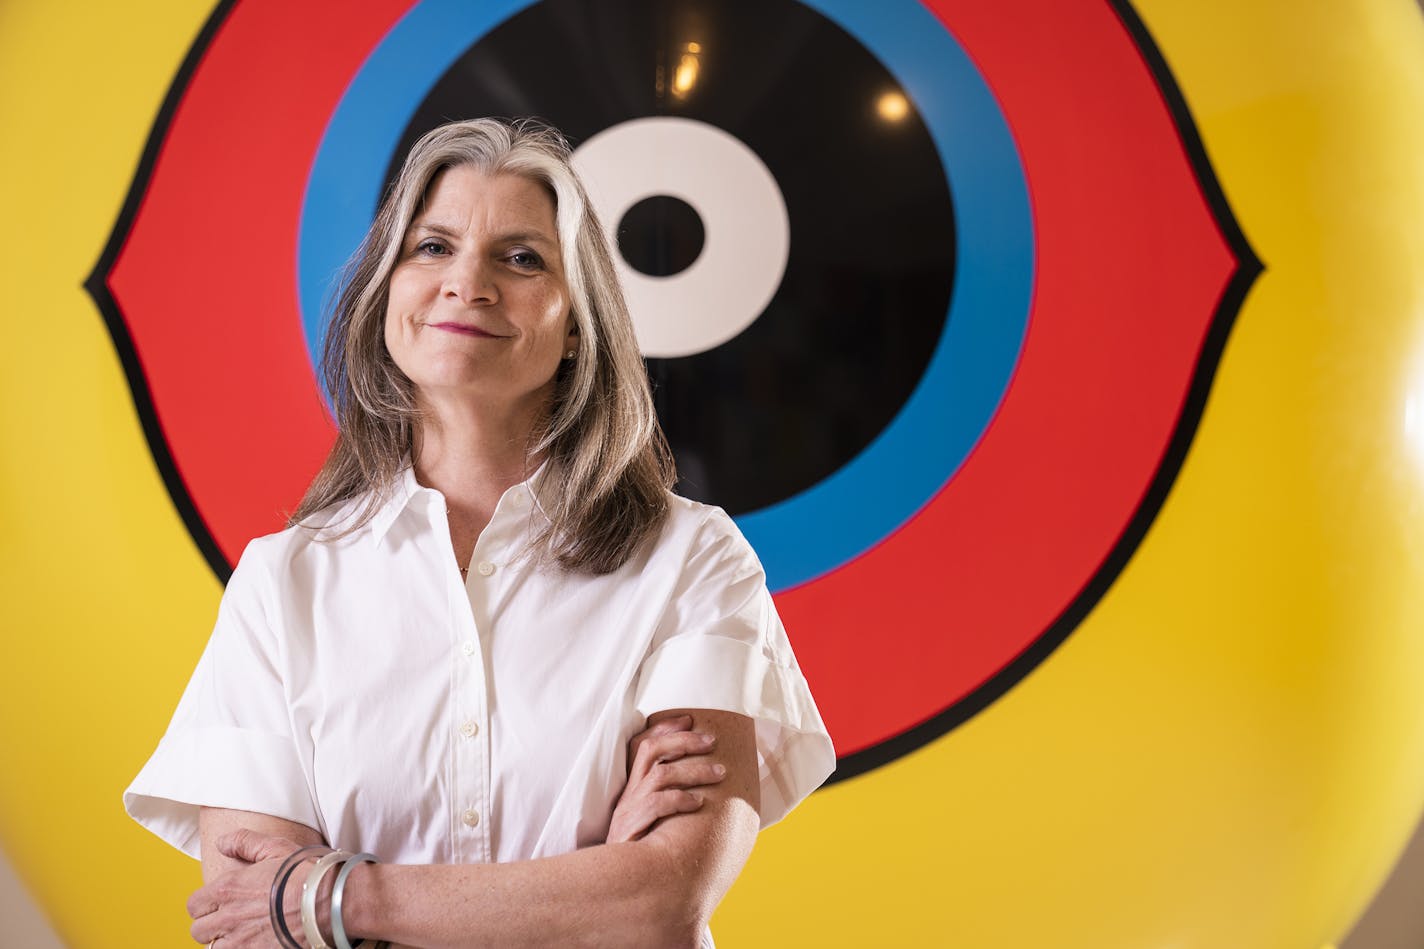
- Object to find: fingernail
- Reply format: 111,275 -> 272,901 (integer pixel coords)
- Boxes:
713,764 -> 726,776
700,734 -> 715,745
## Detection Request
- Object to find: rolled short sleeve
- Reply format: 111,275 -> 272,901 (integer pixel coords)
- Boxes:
633,509 -> 835,828
123,540 -> 321,858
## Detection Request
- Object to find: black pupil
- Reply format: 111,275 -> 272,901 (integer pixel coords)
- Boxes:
617,195 -> 706,277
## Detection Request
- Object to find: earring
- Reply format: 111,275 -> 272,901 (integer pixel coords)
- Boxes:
564,350 -> 577,360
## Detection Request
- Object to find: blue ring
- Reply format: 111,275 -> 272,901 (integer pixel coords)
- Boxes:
297,0 -> 1034,592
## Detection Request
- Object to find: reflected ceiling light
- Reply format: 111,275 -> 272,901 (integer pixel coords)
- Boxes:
673,42 -> 701,99
1407,353 -> 1424,474
877,90 -> 910,122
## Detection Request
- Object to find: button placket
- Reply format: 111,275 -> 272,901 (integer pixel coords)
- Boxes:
451,493 -> 527,861
447,558 -> 492,863
455,560 -> 494,862
451,648 -> 491,859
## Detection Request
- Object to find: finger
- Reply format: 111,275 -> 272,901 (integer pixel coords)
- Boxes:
632,789 -> 705,839
647,757 -> 727,791
216,828 -> 288,863
655,788 -> 705,817
190,910 -> 222,944
629,723 -> 683,783
640,714 -> 694,739
627,714 -> 693,762
630,729 -> 714,786
185,886 -> 219,921
645,730 -> 718,766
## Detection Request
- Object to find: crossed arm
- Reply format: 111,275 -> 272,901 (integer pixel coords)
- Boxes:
188,708 -> 759,948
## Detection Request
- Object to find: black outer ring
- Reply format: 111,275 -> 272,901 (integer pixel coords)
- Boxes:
84,0 -> 239,584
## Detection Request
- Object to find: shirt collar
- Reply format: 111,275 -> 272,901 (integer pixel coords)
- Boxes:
367,455 -> 555,545
366,460 -> 422,544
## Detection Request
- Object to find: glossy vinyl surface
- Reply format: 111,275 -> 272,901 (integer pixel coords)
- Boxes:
3,0 -> 1424,947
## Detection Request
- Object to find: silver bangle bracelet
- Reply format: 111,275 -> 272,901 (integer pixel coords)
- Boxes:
331,852 -> 379,949
301,849 -> 353,949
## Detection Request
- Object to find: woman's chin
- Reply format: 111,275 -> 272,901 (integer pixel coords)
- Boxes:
411,375 -> 557,415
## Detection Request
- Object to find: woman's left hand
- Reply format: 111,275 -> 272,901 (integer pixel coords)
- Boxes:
187,829 -> 316,947
607,713 -> 728,844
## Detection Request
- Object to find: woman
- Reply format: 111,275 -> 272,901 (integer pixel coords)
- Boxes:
125,117 -> 833,947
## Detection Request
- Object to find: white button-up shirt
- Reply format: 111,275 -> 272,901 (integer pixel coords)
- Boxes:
125,464 -> 834,867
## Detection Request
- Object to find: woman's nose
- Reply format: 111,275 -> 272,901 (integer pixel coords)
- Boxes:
442,255 -> 498,305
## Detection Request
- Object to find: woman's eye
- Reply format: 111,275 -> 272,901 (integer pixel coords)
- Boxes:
508,250 -> 543,269
415,239 -> 449,256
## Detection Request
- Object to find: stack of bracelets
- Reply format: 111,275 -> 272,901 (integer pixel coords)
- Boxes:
268,845 -> 390,949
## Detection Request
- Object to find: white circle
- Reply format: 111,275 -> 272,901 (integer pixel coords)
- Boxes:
571,117 -> 790,358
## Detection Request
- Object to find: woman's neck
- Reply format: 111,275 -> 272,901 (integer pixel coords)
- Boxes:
410,392 -> 547,518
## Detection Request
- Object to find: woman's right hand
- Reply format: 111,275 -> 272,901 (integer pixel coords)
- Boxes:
606,713 -> 728,844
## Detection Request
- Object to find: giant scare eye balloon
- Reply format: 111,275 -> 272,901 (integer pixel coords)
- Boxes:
3,0 -> 1423,946
87,0 -> 1251,779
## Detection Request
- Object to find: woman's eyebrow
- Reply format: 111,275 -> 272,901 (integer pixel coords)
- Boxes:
496,230 -> 557,249
407,221 -> 461,239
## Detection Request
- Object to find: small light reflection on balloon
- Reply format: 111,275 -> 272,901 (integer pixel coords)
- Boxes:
877,90 -> 910,122
673,42 -> 701,99
1406,338 -> 1424,477
1407,380 -> 1424,472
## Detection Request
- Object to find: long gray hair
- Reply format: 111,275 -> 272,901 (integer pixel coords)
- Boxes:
291,117 -> 675,573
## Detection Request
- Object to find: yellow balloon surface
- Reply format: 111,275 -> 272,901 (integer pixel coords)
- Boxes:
2,1 -> 1424,946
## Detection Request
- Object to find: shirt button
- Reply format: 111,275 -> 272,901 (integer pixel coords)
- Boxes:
461,641 -> 476,657
462,808 -> 480,828
476,561 -> 496,577
459,720 -> 479,739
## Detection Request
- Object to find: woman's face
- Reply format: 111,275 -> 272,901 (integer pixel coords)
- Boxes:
385,164 -> 575,415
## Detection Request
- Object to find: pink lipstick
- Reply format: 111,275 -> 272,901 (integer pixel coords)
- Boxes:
430,322 -> 498,337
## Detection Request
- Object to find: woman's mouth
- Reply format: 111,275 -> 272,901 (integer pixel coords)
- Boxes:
429,322 -> 499,337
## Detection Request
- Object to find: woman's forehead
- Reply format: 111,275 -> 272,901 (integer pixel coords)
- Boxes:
416,165 -> 557,223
